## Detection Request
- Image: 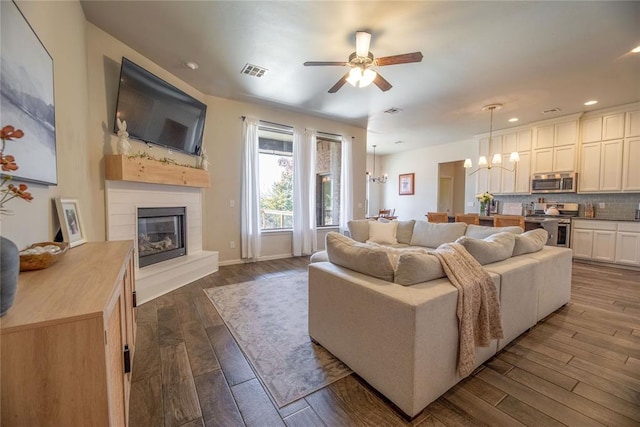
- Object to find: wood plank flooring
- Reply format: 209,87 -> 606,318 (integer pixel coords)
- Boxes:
129,259 -> 640,426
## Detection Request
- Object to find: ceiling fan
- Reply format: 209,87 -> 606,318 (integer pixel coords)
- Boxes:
304,31 -> 423,93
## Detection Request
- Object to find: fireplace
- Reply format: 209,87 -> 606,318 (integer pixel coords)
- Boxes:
137,207 -> 186,267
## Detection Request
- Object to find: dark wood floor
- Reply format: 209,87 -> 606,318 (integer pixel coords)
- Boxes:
129,258 -> 640,426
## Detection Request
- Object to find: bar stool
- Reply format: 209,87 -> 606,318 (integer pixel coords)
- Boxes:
493,214 -> 525,228
454,213 -> 480,225
426,212 -> 449,223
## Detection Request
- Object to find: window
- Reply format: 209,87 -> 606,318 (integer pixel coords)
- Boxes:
315,136 -> 341,227
258,126 -> 294,230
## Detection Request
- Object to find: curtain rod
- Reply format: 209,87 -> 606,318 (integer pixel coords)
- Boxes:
240,116 -> 293,130
306,129 -> 343,139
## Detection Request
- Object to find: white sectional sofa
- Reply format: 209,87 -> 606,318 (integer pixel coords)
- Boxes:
308,219 -> 572,418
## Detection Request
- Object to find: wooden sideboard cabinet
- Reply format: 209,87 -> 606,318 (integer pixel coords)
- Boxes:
1,241 -> 137,426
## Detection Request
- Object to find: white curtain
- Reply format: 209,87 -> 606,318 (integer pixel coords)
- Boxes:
240,117 -> 261,259
339,136 -> 353,234
292,130 -> 317,256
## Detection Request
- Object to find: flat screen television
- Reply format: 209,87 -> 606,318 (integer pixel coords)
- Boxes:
113,57 -> 207,156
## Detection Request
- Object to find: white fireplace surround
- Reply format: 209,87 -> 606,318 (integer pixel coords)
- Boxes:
105,180 -> 218,303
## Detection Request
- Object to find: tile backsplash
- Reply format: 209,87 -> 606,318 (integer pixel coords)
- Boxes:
496,193 -> 640,220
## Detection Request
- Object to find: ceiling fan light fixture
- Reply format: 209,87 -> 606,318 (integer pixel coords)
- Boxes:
359,68 -> 377,87
347,67 -> 362,86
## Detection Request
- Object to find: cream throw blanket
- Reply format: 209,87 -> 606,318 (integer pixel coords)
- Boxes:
431,243 -> 504,377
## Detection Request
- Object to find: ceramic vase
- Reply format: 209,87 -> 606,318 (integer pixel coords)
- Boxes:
1,236 -> 19,316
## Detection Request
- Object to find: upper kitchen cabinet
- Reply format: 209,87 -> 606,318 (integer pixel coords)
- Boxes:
581,113 -> 625,143
626,109 -> 640,138
532,117 -> 580,173
579,103 -> 640,193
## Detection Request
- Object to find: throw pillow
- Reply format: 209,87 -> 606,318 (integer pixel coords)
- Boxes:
465,224 -> 524,239
367,220 -> 398,245
512,229 -> 548,256
410,220 -> 467,248
394,251 -> 446,286
396,219 -> 416,244
347,219 -> 374,243
455,232 -> 516,265
325,232 -> 394,281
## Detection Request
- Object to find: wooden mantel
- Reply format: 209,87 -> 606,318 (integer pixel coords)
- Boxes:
105,154 -> 210,188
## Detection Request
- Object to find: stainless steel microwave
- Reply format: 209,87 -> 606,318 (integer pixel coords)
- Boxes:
531,173 -> 577,193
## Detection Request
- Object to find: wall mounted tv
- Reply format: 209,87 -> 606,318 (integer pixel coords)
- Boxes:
113,57 -> 207,156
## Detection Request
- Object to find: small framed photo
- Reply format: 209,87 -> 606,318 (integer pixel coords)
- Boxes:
399,173 -> 415,195
55,198 -> 87,248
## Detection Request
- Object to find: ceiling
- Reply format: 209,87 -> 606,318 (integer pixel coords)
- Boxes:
81,1 -> 640,154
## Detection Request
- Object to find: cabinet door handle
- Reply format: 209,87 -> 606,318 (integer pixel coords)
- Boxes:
123,345 -> 131,374
132,291 -> 137,308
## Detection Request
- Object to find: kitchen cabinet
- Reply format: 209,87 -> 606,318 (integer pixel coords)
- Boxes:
572,220 -> 617,261
622,137 -> 640,191
626,109 -> 640,138
579,139 -> 623,192
533,119 -> 578,173
1,241 -> 136,426
581,113 -> 625,143
571,220 -> 640,267
615,223 -> 640,266
500,130 -> 531,194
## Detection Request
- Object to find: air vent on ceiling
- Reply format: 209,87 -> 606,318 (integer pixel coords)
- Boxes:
384,107 -> 403,114
241,63 -> 268,78
542,107 -> 562,115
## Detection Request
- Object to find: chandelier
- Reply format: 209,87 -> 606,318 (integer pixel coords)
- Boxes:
464,103 -> 519,175
367,145 -> 387,184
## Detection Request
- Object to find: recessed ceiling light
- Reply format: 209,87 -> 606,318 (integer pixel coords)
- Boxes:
508,118 -> 519,123
632,46 -> 640,53
184,61 -> 199,70
584,100 -> 598,106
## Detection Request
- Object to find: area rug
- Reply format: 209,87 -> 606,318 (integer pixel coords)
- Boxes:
204,273 -> 352,407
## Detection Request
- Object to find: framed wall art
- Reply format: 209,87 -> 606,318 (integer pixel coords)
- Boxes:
399,173 -> 415,195
55,198 -> 86,247
0,1 -> 57,185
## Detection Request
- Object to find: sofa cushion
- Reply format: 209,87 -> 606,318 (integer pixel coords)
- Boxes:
455,232 -> 516,265
465,224 -> 524,239
325,232 -> 394,281
512,229 -> 548,256
410,221 -> 467,248
396,220 -> 416,244
347,219 -> 373,243
394,252 -> 446,286
367,220 -> 398,245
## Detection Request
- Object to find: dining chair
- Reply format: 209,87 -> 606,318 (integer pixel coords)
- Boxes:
426,212 -> 449,223
454,213 -> 480,225
493,214 -> 525,228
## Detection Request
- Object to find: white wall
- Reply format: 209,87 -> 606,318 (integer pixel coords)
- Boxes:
379,139 -> 480,220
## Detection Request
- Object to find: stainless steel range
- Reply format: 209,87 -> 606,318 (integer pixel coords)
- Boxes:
525,202 -> 579,247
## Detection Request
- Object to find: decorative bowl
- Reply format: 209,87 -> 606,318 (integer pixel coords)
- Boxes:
19,241 -> 69,271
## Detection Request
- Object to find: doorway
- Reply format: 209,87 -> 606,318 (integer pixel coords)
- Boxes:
437,161 -> 466,214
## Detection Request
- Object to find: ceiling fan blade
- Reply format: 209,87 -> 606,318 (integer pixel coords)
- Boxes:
375,52 -> 423,66
328,71 -> 350,93
355,31 -> 371,57
373,73 -> 392,92
304,61 -> 348,66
